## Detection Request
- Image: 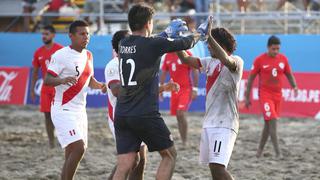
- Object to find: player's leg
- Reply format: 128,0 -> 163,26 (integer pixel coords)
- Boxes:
51,108 -> 88,179
61,139 -> 86,180
175,89 -> 192,146
200,128 -> 236,180
209,163 -> 234,180
264,99 -> 281,157
129,145 -> 147,180
44,112 -> 55,148
157,146 -> 177,179
268,119 -> 280,157
40,90 -> 55,148
134,115 -> 176,179
113,152 -> 138,179
176,109 -> 188,146
256,121 -> 269,158
113,116 -> 143,179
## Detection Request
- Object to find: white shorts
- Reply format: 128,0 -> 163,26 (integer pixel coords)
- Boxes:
199,128 -> 237,167
51,106 -> 88,149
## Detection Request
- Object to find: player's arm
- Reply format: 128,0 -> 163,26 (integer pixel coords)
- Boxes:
285,71 -> 298,91
43,73 -> 77,87
207,34 -> 238,72
191,67 -> 199,100
160,70 -> 168,86
109,81 -> 121,97
30,66 -> 39,102
176,51 -> 201,69
89,76 -> 106,91
244,73 -> 257,108
159,80 -> 180,93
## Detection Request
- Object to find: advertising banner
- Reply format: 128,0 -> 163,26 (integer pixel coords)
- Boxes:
0,67 -> 30,105
238,72 -> 320,119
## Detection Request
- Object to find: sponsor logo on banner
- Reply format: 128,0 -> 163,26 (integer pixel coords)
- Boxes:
0,71 -> 17,102
0,67 -> 30,105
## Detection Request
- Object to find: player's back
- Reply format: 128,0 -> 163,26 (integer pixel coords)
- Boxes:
116,35 -> 197,116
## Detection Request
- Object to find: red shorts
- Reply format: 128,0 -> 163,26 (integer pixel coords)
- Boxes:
259,97 -> 281,121
40,87 -> 55,112
170,88 -> 192,115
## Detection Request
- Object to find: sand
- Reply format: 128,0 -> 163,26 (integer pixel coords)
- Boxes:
0,105 -> 319,180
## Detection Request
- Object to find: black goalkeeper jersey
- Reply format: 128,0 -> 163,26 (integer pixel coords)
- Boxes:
115,35 -> 197,116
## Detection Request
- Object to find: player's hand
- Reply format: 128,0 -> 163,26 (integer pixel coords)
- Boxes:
164,19 -> 188,38
197,16 -> 213,41
30,90 -> 36,103
165,79 -> 180,92
244,98 -> 251,109
293,86 -> 298,95
101,83 -> 107,93
61,77 -> 77,86
192,87 -> 198,100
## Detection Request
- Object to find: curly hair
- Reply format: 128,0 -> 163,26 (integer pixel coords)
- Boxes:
210,27 -> 236,54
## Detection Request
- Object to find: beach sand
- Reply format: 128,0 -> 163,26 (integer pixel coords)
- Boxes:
0,105 -> 319,180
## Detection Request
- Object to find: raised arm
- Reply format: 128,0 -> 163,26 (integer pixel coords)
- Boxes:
176,51 -> 201,69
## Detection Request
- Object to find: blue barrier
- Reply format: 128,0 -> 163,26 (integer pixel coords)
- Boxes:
1,33 -> 320,72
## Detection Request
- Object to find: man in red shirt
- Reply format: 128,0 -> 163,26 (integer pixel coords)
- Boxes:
30,25 -> 63,148
160,51 -> 199,146
245,35 -> 298,158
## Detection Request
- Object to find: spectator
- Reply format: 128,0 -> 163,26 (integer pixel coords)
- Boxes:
237,0 -> 263,12
179,0 -> 195,12
83,0 -> 100,33
40,0 -> 76,26
276,0 -> 308,10
22,0 -> 37,32
305,0 -> 320,11
195,0 -> 209,24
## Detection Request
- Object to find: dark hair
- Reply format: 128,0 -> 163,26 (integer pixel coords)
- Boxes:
210,27 -> 236,54
128,3 -> 155,31
112,30 -> 129,53
267,35 -> 281,47
43,25 -> 56,34
69,20 -> 89,34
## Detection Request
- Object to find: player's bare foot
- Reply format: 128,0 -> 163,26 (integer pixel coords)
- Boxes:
256,148 -> 262,158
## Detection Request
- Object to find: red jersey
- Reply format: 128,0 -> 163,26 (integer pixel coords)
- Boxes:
162,51 -> 193,88
250,53 -> 292,100
48,0 -> 66,11
32,43 -> 63,91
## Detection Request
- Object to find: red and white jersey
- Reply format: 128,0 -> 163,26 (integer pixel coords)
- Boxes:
198,56 -> 243,133
250,53 -> 292,101
47,46 -> 94,111
32,43 -> 63,91
104,57 -> 120,122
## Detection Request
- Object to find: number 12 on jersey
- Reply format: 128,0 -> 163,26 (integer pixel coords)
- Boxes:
119,58 -> 137,86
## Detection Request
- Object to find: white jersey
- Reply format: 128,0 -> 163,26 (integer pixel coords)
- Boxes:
198,56 -> 243,133
104,57 -> 119,123
47,46 -> 94,111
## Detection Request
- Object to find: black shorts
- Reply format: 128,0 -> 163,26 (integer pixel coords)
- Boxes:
114,113 -> 173,154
